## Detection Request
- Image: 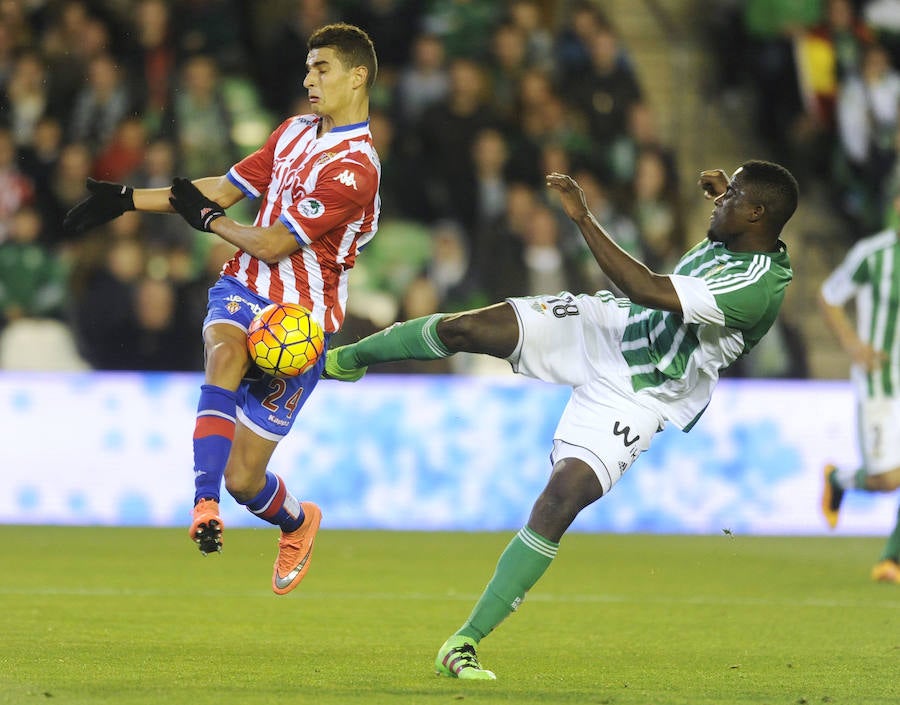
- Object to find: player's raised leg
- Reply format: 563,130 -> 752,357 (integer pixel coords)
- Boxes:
324,303 -> 520,380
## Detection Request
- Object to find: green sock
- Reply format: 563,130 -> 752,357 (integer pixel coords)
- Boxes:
336,314 -> 451,368
456,526 -> 559,642
880,504 -> 900,562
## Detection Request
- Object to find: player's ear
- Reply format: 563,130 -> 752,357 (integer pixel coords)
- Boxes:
747,203 -> 765,223
352,65 -> 368,90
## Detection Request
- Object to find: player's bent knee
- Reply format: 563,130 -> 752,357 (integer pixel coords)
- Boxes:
438,304 -> 518,357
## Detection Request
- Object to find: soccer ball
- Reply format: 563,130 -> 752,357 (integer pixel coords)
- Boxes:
246,303 -> 325,377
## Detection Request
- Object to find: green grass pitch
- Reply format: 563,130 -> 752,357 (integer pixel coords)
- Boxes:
1,526 -> 897,704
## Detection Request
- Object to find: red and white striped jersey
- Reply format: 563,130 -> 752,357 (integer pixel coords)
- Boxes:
222,114 -> 380,333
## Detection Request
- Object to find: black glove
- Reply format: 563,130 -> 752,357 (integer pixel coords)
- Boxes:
62,178 -> 135,233
169,177 -> 226,232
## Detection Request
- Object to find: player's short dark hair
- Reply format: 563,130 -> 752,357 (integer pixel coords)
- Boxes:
308,23 -> 378,89
739,160 -> 799,233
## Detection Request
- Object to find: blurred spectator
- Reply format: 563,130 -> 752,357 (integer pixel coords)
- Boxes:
161,54 -> 239,178
507,0 -> 555,72
426,219 -> 486,312
173,0 -> 249,73
864,0 -> 900,65
18,115 -> 64,212
742,0 -> 823,156
553,0 -> 609,76
71,232 -> 144,370
122,0 -> 178,136
130,276 -> 200,371
338,0 -> 422,78
471,127 -> 511,242
42,4 -> 113,120
519,88 -> 593,170
368,109 -> 430,222
129,138 -> 196,249
414,57 -> 501,232
392,32 -> 450,129
835,41 -> 900,230
92,116 -> 147,183
1,50 -> 52,147
794,0 -> 872,179
421,0 -> 501,60
256,0 -> 335,117
563,21 -> 643,171
482,181 -> 541,299
607,101 -> 677,196
0,206 -> 67,328
0,126 -> 36,242
629,146 -> 685,273
486,19 -> 532,126
519,203 -> 577,296
567,166 -> 641,293
42,141 -> 93,245
67,52 -> 132,154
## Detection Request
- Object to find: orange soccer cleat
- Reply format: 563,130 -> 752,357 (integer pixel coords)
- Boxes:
190,498 -> 223,555
272,502 -> 322,595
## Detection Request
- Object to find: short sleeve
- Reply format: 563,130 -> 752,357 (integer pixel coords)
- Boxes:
227,118 -> 295,198
820,243 -> 868,307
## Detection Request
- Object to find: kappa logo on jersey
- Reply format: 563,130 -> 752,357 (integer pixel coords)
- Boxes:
333,169 -> 358,190
298,198 -> 325,218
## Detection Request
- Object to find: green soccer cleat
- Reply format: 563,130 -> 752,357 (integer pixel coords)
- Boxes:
435,636 -> 496,680
321,347 -> 368,382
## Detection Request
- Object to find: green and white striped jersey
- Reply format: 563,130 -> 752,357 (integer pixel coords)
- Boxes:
820,229 -> 900,399
623,239 -> 793,431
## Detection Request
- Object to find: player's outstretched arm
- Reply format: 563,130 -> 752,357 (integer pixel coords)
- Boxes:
63,175 -> 242,234
546,172 -> 681,314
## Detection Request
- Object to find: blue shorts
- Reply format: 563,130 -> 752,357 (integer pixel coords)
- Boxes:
204,276 -> 330,440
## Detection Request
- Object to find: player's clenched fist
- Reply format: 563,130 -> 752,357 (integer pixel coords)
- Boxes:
698,169 -> 729,200
63,178 -> 135,233
168,177 -> 226,232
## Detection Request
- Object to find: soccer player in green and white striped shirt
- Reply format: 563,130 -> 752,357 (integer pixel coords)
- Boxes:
819,208 -> 900,584
324,161 -> 799,679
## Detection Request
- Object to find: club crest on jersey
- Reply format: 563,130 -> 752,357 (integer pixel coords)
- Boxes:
298,197 -> 325,218
333,169 -> 358,190
705,264 -> 726,279
530,301 -> 549,314
314,151 -> 337,167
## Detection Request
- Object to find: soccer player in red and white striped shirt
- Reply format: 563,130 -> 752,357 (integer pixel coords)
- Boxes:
63,23 -> 380,595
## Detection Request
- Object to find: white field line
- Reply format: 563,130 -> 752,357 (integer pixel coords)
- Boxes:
0,587 -> 898,610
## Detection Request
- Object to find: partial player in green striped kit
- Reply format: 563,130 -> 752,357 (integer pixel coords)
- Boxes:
324,162 -> 799,678
819,197 -> 900,584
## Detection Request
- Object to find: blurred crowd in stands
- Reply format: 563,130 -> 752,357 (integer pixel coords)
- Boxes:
0,0 -> 894,378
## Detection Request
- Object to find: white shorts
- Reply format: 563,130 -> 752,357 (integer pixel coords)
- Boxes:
860,397 -> 900,474
507,292 -> 664,495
